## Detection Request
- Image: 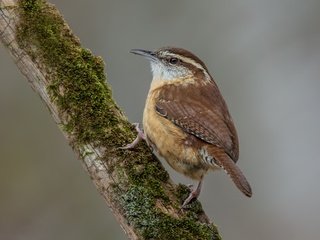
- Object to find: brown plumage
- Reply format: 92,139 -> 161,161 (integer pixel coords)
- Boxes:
127,47 -> 252,206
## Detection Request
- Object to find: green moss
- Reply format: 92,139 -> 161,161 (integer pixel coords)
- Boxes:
117,145 -> 220,239
125,150 -> 170,202
16,1 -> 221,239
19,0 -> 42,12
17,0 -> 133,147
122,185 -> 220,240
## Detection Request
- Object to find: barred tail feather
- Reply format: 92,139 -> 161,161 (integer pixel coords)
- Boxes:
208,147 -> 252,197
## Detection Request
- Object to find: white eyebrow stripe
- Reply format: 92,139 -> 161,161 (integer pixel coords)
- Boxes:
164,52 -> 211,81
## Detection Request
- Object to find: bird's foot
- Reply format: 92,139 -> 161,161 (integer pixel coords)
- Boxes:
181,179 -> 203,208
181,187 -> 201,208
119,123 -> 145,149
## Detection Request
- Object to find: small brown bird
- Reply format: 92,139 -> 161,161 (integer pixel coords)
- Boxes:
123,47 -> 252,207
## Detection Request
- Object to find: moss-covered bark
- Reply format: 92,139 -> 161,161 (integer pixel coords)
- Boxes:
12,0 -> 222,239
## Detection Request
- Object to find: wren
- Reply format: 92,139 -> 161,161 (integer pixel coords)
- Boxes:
123,47 -> 252,207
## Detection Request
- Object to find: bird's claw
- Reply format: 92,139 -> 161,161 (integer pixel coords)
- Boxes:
181,179 -> 203,208
119,123 -> 145,149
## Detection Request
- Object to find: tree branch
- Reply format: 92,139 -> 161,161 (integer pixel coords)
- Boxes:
0,0 -> 221,239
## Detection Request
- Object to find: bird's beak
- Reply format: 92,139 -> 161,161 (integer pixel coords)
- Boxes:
130,49 -> 158,62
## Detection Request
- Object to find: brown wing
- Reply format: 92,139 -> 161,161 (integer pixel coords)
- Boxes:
155,80 -> 239,162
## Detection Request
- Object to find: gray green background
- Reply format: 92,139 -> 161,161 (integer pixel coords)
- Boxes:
1,0 -> 320,239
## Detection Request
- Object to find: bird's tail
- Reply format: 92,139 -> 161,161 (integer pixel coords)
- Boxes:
207,147 -> 252,197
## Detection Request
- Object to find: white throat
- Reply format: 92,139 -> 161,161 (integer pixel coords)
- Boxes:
150,61 -> 191,82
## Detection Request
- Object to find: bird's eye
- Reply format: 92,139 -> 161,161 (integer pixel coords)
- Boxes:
169,57 -> 179,64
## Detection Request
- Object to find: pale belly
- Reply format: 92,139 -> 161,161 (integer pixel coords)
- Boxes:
143,98 -> 209,180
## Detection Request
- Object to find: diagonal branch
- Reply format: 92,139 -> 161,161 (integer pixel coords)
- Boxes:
0,0 -> 221,239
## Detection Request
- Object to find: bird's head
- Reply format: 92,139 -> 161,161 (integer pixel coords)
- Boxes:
130,47 -> 210,83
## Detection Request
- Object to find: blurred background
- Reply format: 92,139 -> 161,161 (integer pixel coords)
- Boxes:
1,0 -> 320,239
